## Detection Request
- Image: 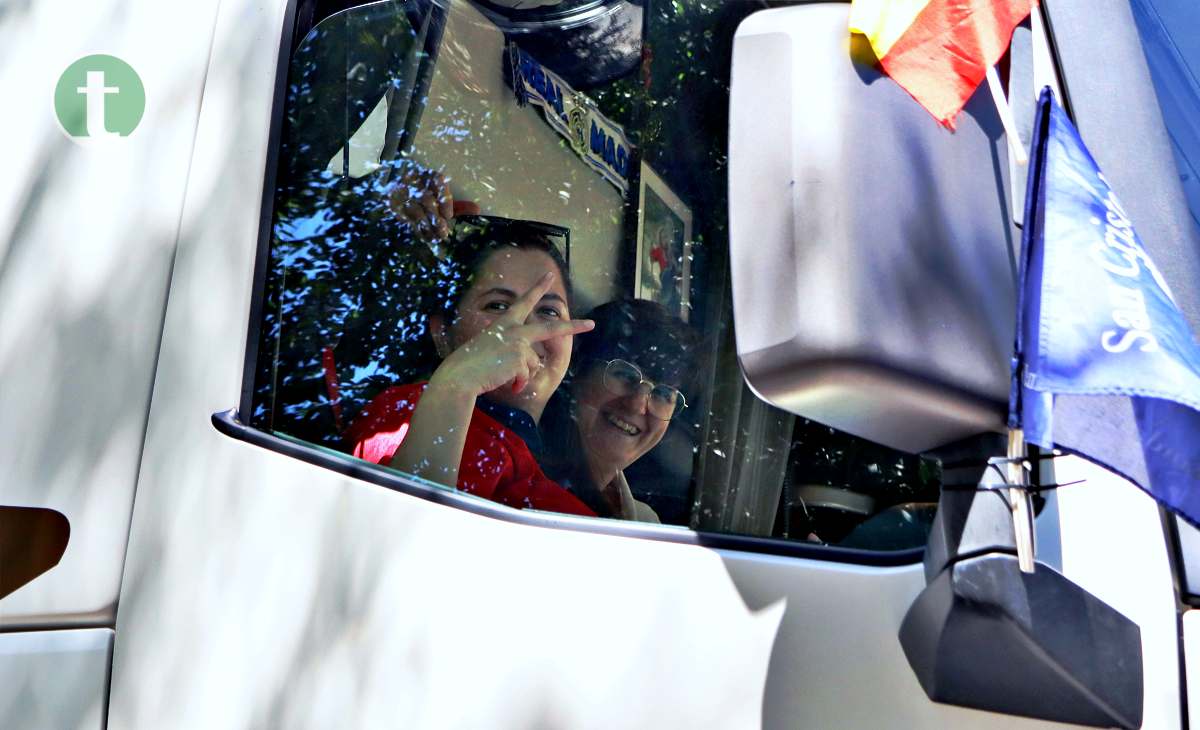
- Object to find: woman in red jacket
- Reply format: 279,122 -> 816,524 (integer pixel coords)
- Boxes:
348,219 -> 597,516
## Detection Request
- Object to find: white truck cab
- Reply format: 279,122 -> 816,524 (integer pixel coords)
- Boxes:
3,1 -> 1199,728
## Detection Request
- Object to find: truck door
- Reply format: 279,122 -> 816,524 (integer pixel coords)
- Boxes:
100,1 -> 1183,728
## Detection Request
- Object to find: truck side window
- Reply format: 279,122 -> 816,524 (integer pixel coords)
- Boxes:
250,0 -> 942,553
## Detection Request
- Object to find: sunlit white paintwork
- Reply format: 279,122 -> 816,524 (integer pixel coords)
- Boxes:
0,0 -> 221,627
1183,610 -> 1200,723
0,629 -> 112,730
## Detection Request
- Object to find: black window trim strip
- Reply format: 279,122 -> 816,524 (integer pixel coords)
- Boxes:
213,409 -> 926,567
231,0 -> 926,569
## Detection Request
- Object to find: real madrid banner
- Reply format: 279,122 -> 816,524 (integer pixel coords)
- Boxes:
505,42 -> 633,194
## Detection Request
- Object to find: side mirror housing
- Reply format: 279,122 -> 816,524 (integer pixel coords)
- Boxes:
728,4 -> 1016,453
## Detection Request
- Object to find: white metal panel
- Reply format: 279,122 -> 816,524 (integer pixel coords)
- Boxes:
0,0 -> 221,626
1052,456 -> 1182,730
115,448 -> 788,728
107,1 -> 1181,729
1183,609 -> 1200,726
0,628 -> 113,730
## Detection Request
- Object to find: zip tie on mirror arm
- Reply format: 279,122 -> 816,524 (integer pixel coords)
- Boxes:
940,464 -> 1087,494
939,478 -> 1088,494
941,469 -> 1086,513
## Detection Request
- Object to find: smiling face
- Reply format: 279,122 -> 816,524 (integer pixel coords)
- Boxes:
572,361 -> 671,477
431,246 -> 572,419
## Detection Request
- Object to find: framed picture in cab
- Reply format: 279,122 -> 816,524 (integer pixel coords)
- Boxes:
634,163 -> 692,321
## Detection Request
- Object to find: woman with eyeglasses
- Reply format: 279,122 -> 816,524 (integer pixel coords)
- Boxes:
541,299 -> 697,522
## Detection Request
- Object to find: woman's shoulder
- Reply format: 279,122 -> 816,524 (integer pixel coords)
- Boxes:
355,382 -> 428,422
346,382 -> 429,460
632,500 -> 661,524
368,382 -> 429,407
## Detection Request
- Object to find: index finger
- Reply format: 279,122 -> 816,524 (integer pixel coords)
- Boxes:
501,272 -> 557,324
517,318 -> 596,343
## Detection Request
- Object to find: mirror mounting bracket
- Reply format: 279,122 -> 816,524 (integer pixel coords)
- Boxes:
902,435 -> 1144,728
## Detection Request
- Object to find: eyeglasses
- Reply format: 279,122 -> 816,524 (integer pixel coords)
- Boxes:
601,359 -> 687,420
451,214 -> 570,267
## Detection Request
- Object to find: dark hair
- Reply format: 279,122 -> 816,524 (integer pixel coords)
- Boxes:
569,298 -> 696,390
541,298 -> 697,516
429,217 -> 571,321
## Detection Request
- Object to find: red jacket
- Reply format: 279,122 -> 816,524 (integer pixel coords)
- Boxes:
348,383 -> 595,517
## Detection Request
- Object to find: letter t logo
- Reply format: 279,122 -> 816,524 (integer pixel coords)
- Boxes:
55,55 -> 145,141
76,71 -> 120,138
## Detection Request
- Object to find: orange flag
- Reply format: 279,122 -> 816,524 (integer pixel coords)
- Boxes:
850,0 -> 1036,129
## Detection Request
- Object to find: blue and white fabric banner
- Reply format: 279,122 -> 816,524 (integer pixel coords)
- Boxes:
1016,88 -> 1200,524
506,42 -> 633,194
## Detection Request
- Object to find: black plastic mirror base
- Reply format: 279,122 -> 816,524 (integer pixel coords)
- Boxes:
900,553 -> 1143,729
922,433 -> 1014,583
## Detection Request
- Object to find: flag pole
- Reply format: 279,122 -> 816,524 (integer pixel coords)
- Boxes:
986,66 -> 1028,166
1004,51 -> 1038,573
1007,428 -> 1036,572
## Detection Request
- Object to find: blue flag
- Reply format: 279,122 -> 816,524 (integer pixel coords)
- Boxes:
1016,88 -> 1200,525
